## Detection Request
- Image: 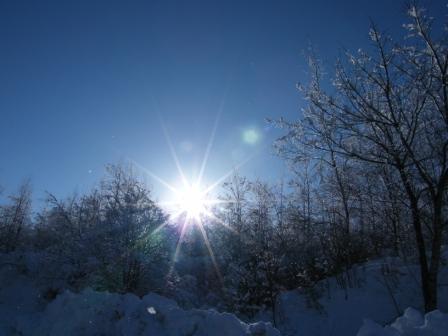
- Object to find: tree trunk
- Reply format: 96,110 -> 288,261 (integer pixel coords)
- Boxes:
397,166 -> 437,312
425,190 -> 445,311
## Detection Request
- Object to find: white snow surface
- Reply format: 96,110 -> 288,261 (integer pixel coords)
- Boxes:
2,251 -> 448,335
275,251 -> 448,336
1,285 -> 280,336
357,307 -> 448,336
36,289 -> 280,336
0,253 -> 279,336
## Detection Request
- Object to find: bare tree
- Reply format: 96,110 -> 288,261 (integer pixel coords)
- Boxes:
0,180 -> 32,252
274,5 -> 447,311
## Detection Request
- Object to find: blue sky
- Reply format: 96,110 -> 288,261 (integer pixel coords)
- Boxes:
1,0 -> 445,206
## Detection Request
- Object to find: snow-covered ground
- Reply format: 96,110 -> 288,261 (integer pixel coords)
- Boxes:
26,289 -> 279,336
358,307 -> 448,336
1,250 -> 447,335
0,253 -> 279,336
275,251 -> 448,336
0,282 -> 280,336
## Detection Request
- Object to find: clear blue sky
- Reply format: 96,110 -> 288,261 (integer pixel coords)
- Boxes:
1,0 -> 445,207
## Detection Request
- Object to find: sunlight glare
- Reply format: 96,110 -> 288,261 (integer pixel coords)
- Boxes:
135,109 -> 260,286
177,183 -> 207,220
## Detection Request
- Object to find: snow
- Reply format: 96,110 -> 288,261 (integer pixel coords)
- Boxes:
357,307 -> 448,336
5,288 -> 280,335
1,250 -> 448,335
0,256 -> 279,336
275,252 -> 448,336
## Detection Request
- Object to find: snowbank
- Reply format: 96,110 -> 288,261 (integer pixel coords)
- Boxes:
275,252 -> 448,336
357,307 -> 448,336
0,252 -> 279,335
33,289 -> 280,336
2,249 -> 447,335
0,279 -> 279,336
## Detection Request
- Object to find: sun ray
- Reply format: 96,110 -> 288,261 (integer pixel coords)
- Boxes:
198,111 -> 221,187
156,200 -> 181,207
169,208 -> 188,220
201,146 -> 264,196
151,220 -> 170,235
159,118 -> 189,189
151,205 -> 186,235
196,219 -> 223,285
137,97 -> 263,285
168,214 -> 190,278
173,216 -> 189,262
130,159 -> 180,196
198,88 -> 229,187
202,208 -> 237,233
148,95 -> 189,189
201,199 -> 237,205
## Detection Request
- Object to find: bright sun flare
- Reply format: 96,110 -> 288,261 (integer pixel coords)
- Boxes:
133,113 -> 256,283
177,183 -> 207,220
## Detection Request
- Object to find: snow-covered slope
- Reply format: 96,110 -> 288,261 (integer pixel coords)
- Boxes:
275,252 -> 448,336
0,253 -> 279,336
357,307 -> 448,336
35,289 -> 279,336
1,285 -> 279,336
2,250 -> 448,335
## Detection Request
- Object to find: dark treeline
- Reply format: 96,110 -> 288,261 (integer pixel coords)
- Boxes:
0,164 -> 411,319
0,3 -> 447,321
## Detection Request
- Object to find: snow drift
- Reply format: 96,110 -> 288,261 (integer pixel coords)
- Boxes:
2,251 -> 448,335
1,286 -> 279,336
275,252 -> 448,336
0,252 -> 279,336
357,307 -> 448,336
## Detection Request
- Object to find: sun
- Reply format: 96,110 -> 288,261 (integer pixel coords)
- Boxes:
176,183 -> 208,221
133,112 -> 257,284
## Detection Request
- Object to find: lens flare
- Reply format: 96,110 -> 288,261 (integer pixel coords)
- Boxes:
243,128 -> 260,145
133,101 -> 262,286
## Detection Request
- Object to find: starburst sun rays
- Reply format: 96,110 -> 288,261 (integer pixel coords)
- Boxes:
131,108 -> 261,285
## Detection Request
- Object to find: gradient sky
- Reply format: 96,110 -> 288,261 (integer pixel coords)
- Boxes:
1,0 -> 446,207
